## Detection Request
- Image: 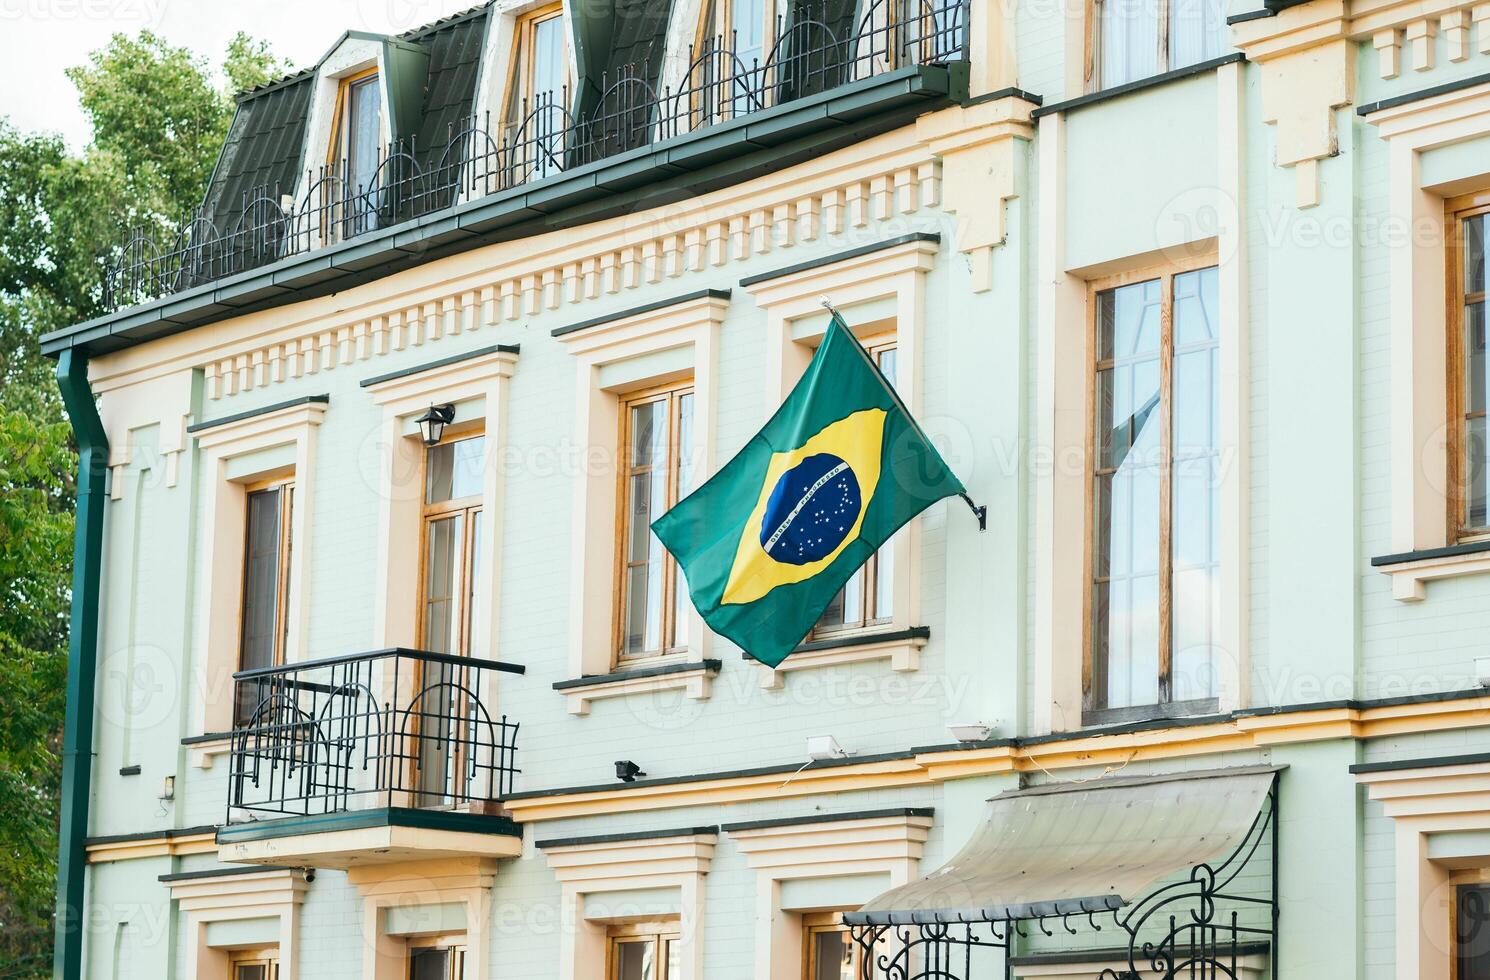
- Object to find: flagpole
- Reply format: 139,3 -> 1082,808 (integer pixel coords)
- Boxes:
820,296 -> 988,533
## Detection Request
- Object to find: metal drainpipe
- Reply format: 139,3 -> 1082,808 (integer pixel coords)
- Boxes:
52,349 -> 108,980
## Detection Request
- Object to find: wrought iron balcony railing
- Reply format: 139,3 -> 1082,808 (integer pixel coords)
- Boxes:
101,0 -> 968,311
226,648 -> 521,822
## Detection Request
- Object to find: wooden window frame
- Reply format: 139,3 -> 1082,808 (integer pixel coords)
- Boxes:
327,65 -> 381,167
802,910 -> 859,980
504,3 -> 567,126
606,920 -> 681,980
239,475 -> 295,674
1447,190 -> 1490,543
810,334 -> 898,639
614,380 -> 696,665
1083,255 -> 1219,720
406,934 -> 468,980
417,430 -> 486,659
230,949 -> 281,980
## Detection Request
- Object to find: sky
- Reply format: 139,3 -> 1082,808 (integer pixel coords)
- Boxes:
0,0 -> 479,151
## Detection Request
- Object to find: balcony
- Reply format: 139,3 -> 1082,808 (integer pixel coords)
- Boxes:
95,0 -> 969,318
216,648 -> 524,870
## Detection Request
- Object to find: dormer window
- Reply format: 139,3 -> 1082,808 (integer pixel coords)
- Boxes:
331,68 -> 383,231
703,0 -> 770,69
504,4 -> 567,178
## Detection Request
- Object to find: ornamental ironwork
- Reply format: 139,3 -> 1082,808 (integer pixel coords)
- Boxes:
849,775 -> 1280,980
101,0 -> 968,312
226,647 -> 521,819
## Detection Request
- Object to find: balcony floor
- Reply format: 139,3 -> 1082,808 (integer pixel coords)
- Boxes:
216,806 -> 523,870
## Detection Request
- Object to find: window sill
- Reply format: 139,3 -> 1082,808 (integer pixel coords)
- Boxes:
553,660 -> 722,716
182,732 -> 234,770
1372,540 -> 1490,601
1080,698 -> 1223,730
744,627 -> 930,690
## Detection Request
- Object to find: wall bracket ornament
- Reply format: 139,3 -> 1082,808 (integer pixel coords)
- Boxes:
915,94 -> 1038,291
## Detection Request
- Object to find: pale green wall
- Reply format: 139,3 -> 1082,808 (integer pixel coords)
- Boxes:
73,6 -> 1490,978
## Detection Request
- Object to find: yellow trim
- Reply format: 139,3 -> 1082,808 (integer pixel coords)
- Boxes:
85,695 -> 1490,861
504,695 -> 1490,822
85,831 -> 217,863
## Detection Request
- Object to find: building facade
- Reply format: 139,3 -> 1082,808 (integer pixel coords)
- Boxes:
39,0 -> 1490,977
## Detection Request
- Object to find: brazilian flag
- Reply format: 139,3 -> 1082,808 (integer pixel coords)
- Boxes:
651,313 -> 967,667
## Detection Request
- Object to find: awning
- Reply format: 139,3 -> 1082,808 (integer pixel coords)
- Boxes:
844,764 -> 1280,926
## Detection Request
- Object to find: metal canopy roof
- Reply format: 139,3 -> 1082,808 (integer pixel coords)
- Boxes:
845,764 -> 1281,926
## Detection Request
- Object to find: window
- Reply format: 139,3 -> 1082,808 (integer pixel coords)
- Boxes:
814,338 -> 897,636
697,0 -> 772,118
804,912 -> 858,980
617,383 -> 696,662
1458,882 -> 1490,978
607,922 -> 680,980
418,434 -> 484,803
702,0 -> 770,68
421,434 -> 486,657
231,953 -> 280,980
237,479 -> 294,725
1450,198 -> 1489,540
1089,265 -> 1219,716
1094,0 -> 1227,89
331,68 -> 383,233
408,940 -> 467,980
504,4 -> 567,177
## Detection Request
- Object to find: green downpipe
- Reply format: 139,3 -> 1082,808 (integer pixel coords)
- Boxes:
53,349 -> 108,980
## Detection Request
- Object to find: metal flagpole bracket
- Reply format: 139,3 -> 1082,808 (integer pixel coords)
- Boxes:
960,492 -> 988,532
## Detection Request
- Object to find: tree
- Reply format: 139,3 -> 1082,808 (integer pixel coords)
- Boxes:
0,30 -> 288,978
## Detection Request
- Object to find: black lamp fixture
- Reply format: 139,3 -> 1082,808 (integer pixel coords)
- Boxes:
415,403 -> 456,446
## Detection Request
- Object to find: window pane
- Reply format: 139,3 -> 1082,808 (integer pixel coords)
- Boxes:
1101,0 -> 1159,88
1093,280 -> 1163,710
1469,416 -> 1487,530
616,940 -> 654,980
623,399 -> 671,657
813,929 -> 854,980
1459,886 -> 1490,980
423,514 -> 464,655
347,76 -> 382,194
663,938 -> 680,980
1169,0 -> 1227,70
240,488 -> 283,675
532,14 -> 566,99
1172,268 -> 1220,702
427,437 -> 486,504
409,949 -> 449,980
733,0 -> 766,67
468,510 -> 483,653
1467,213 -> 1486,296
234,965 -> 268,980
874,543 -> 894,621
1467,295 -> 1487,530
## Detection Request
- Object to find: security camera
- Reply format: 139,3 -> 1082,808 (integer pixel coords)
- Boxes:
300,868 -> 316,884
615,760 -> 646,782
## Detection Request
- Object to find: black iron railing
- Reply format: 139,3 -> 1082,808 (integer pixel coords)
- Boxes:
101,0 -> 968,311
849,775 -> 1280,980
226,648 -> 521,820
